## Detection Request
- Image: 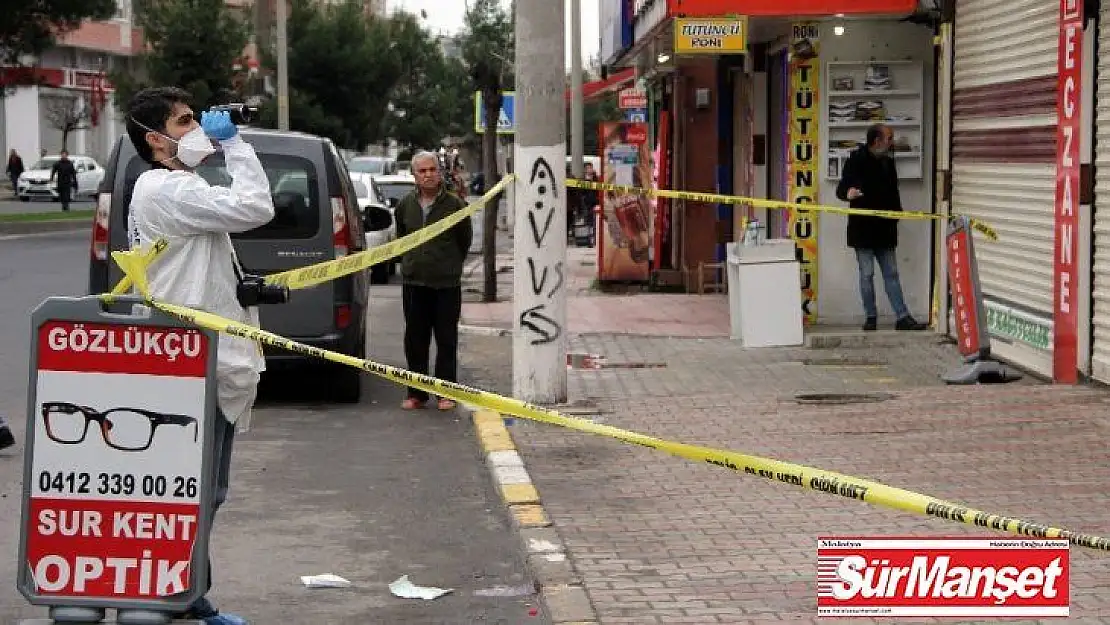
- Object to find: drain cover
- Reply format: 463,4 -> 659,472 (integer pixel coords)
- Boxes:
793,392 -> 895,405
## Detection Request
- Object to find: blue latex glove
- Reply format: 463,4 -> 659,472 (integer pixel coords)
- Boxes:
200,110 -> 237,141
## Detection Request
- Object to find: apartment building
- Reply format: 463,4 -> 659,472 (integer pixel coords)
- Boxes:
1,0 -> 385,165
1,0 -> 140,166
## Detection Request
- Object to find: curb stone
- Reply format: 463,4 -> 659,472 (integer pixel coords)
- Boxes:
470,409 -> 599,625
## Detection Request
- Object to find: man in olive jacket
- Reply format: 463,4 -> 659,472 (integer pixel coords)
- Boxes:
395,151 -> 473,410
836,123 -> 926,332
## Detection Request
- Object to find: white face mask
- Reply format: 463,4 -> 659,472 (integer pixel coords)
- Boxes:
168,126 -> 216,168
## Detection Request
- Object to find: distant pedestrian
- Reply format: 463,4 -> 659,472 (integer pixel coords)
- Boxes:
50,150 -> 78,211
6,149 -> 24,190
395,150 -> 472,411
836,123 -> 926,332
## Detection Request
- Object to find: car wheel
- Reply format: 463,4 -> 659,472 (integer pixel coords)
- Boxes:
328,365 -> 363,403
19,196 -> 28,202
327,334 -> 365,403
370,263 -> 389,284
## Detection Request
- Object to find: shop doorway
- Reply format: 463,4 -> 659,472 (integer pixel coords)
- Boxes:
766,48 -> 790,238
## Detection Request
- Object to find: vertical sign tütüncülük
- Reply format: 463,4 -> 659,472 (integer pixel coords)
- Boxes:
1053,0 -> 1083,383
26,321 -> 208,601
788,22 -> 820,324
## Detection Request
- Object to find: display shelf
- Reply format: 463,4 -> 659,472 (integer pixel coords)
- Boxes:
828,120 -> 919,128
824,59 -> 925,181
828,89 -> 919,97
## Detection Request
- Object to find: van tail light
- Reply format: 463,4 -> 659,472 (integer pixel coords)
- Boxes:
330,195 -> 354,258
336,304 -> 352,330
91,192 -> 111,261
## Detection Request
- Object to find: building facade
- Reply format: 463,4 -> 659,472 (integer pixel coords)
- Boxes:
597,0 -> 1110,385
1,0 -> 139,167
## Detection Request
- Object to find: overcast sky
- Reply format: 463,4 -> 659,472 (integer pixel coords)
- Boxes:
387,0 -> 601,67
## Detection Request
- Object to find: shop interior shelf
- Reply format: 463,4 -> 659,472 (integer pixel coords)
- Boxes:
828,120 -> 919,128
827,89 -> 919,97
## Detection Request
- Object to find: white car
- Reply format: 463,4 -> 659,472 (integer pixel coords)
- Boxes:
372,173 -> 416,211
350,172 -> 396,284
18,154 -> 104,202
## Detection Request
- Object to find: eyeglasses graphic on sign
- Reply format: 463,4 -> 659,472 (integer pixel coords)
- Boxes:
41,401 -> 198,452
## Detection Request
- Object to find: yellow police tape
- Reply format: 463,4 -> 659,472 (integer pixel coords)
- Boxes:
567,178 -> 1000,242
98,246 -> 1109,552
260,174 -> 516,291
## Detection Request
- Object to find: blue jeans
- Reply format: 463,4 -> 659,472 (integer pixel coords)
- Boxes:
855,247 -> 910,320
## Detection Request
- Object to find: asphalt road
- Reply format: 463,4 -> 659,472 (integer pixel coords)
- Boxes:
0,231 -> 544,624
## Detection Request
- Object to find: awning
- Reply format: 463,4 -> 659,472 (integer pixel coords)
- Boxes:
567,68 -> 637,102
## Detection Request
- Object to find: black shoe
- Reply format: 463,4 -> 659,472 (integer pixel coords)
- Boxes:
862,317 -> 877,331
0,426 -> 14,451
896,316 -> 927,331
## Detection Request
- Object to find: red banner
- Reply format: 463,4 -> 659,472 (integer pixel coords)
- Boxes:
1053,0 -> 1083,383
25,498 -> 200,599
947,227 -> 981,357
668,0 -> 916,17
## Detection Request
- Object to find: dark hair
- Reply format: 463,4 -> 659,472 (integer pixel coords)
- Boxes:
126,87 -> 192,165
865,123 -> 889,148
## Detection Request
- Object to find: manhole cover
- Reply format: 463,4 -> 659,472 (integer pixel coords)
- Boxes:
793,392 -> 895,405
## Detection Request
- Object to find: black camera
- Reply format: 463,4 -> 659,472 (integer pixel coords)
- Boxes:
211,103 -> 258,125
236,274 -> 290,307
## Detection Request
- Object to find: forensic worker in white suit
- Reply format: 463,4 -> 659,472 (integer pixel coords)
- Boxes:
124,86 -> 275,625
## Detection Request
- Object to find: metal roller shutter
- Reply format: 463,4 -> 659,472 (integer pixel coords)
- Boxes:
1092,4 -> 1110,381
950,0 -> 1058,372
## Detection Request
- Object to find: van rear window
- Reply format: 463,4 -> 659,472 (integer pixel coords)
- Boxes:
194,153 -> 320,240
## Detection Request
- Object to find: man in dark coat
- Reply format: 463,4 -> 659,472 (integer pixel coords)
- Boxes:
836,124 -> 926,331
50,149 -> 78,211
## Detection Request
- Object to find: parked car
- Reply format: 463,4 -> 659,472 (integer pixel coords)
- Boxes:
350,171 -> 395,284
347,155 -> 397,176
373,173 -> 417,210
18,154 -> 104,201
87,128 -> 384,402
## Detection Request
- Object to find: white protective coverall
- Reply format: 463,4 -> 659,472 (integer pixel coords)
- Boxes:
127,134 -> 275,432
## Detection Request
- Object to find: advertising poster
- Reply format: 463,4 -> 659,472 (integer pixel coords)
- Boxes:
23,321 -> 210,604
598,121 -> 653,282
788,22 -> 820,324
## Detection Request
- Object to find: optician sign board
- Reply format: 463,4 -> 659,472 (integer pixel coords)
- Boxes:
19,295 -> 219,616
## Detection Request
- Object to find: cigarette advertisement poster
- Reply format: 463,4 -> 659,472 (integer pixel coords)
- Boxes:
598,121 -> 653,282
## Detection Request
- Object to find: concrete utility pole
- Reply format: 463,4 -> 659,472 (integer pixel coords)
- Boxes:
570,0 -> 584,178
276,0 -> 290,130
513,0 -> 568,404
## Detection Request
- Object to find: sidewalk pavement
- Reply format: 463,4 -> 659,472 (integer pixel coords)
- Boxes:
462,246 -> 731,337
457,246 -> 1110,623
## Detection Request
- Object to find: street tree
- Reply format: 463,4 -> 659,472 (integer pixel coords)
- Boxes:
462,0 -> 514,303
0,0 -> 115,93
43,95 -> 90,152
383,15 -> 471,152
258,0 -> 406,150
109,0 -> 250,113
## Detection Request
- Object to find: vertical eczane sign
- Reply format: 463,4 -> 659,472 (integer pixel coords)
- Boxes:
20,301 -> 216,612
1053,0 -> 1083,383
